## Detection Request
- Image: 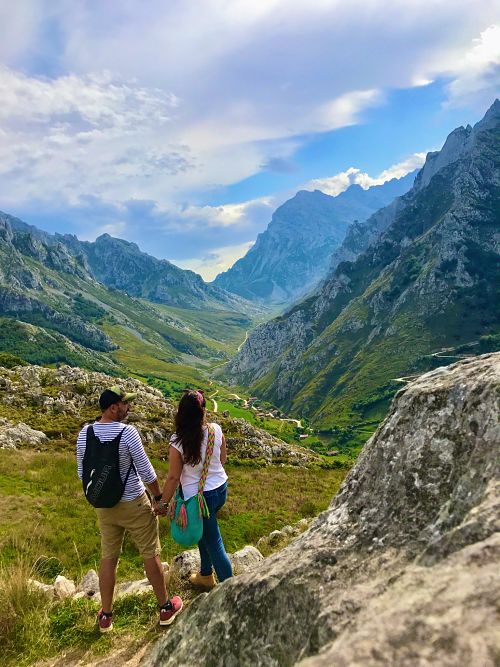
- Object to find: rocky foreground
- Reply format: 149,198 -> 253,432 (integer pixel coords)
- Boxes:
0,363 -> 320,466
144,353 -> 500,666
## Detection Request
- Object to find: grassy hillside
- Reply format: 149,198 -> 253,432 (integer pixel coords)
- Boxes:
230,113 -> 500,436
0,449 -> 346,581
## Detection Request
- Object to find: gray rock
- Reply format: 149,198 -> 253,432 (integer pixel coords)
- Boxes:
0,419 -> 48,449
54,575 -> 76,599
169,549 -> 201,580
230,546 -> 264,574
267,530 -> 284,547
72,591 -> 87,600
78,569 -> 99,597
28,578 -> 54,598
143,353 -> 500,667
115,578 -> 151,597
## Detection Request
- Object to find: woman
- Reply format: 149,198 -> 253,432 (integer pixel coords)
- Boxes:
160,390 -> 232,588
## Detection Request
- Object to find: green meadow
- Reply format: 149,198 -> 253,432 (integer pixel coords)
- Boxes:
0,449 -> 347,582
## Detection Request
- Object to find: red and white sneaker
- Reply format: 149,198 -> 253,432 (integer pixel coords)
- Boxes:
97,609 -> 113,633
159,596 -> 183,626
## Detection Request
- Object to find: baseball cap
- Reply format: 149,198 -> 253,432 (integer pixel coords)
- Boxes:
99,385 -> 137,410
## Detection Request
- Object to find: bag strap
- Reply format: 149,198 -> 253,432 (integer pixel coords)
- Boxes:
197,424 -> 216,495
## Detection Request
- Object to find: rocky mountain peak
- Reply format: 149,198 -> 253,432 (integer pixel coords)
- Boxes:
415,97 -> 498,190
223,101 -> 499,427
214,173 -> 415,304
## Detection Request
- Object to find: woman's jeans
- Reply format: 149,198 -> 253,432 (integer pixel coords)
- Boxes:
198,482 -> 233,582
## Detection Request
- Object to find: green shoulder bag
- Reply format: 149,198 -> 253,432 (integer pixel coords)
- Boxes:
170,424 -> 215,547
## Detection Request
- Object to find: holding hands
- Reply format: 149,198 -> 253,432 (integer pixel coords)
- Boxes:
152,496 -> 170,516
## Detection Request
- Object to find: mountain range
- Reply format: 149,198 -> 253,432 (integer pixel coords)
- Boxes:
3,213 -> 253,312
213,172 -> 416,304
0,213 -> 254,384
222,100 -> 500,429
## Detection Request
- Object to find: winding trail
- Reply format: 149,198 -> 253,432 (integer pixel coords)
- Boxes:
237,330 -> 249,352
209,388 -> 219,412
392,346 -> 476,383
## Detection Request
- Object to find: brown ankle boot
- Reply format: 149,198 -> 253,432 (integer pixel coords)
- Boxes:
189,572 -> 216,590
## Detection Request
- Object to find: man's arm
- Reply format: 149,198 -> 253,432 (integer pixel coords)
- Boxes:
125,426 -> 160,503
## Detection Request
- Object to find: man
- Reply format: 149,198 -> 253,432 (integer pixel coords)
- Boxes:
77,384 -> 182,632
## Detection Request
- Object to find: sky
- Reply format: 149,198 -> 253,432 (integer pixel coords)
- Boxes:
0,1 -> 499,280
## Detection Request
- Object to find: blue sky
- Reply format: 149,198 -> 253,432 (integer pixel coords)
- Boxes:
0,1 -> 498,279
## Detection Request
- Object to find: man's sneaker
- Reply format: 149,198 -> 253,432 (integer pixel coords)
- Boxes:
189,572 -> 216,590
97,609 -> 113,633
159,596 -> 183,626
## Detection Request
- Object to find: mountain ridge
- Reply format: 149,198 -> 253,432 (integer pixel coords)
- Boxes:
2,212 -> 257,313
212,172 -> 417,304
222,100 -> 500,429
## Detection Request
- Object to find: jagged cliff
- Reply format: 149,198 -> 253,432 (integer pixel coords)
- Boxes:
223,100 -> 500,427
145,352 -> 500,667
213,174 -> 415,305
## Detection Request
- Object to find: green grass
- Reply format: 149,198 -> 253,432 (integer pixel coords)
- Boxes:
0,445 -> 347,665
102,323 -> 205,386
0,556 -> 167,667
0,450 -> 347,581
217,400 -> 299,442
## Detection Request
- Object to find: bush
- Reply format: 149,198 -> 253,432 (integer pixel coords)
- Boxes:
0,352 -> 27,368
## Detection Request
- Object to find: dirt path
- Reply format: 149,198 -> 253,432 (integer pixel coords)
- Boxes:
237,330 -> 249,352
35,638 -> 152,667
209,388 -> 219,412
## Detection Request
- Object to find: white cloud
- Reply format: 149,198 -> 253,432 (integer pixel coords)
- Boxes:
313,89 -> 383,132
178,197 -> 275,229
446,24 -> 500,108
376,153 -> 428,182
173,241 -> 255,281
304,152 -> 427,196
0,2 -> 498,271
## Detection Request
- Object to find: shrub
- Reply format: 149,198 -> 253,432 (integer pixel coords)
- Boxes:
0,352 -> 27,368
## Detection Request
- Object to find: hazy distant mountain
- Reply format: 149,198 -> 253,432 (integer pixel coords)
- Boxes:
213,173 -> 416,305
223,100 -> 500,428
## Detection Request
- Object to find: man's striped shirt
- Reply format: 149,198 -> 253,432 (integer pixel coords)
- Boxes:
77,422 -> 157,501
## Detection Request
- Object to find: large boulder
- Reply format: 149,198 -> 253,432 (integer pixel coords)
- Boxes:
0,419 -> 48,449
144,353 -> 500,667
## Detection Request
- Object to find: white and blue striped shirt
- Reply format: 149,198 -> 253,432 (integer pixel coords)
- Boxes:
77,422 -> 157,502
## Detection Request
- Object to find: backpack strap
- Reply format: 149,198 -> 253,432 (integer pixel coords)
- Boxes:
118,425 -> 138,488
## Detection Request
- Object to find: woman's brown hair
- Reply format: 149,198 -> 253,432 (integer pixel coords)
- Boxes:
173,390 -> 206,465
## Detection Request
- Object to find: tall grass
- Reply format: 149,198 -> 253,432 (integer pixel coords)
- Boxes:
0,554 -> 171,666
0,556 -> 53,664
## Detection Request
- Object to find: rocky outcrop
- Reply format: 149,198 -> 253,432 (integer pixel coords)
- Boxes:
0,363 -> 320,466
0,286 -> 116,352
0,418 -> 48,449
144,353 -> 500,667
214,174 -> 415,305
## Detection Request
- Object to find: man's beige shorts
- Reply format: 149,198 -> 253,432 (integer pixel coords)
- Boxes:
96,493 -> 161,560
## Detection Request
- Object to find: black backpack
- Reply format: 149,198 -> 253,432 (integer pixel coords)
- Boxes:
82,425 -> 135,508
